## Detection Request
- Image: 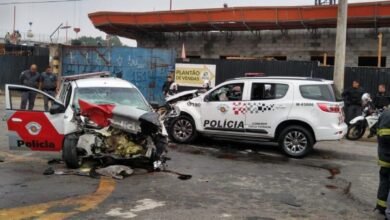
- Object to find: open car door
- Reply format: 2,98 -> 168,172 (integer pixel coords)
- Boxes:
4,84 -> 66,151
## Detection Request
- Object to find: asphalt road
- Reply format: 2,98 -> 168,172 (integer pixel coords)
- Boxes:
0,96 -> 383,220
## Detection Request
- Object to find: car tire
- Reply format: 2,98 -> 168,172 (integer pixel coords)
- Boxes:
278,125 -> 314,158
169,115 -> 198,143
62,134 -> 82,169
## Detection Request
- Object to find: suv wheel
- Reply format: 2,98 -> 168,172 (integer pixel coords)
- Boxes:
278,126 -> 314,158
169,116 -> 198,143
62,134 -> 83,169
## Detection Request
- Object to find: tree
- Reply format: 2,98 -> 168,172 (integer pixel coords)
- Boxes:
76,35 -> 123,47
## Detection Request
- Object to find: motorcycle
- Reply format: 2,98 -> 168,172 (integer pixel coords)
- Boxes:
63,99 -> 168,170
346,93 -> 381,140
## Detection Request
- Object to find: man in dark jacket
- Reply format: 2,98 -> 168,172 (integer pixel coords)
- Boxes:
376,109 -> 390,217
342,80 -> 364,124
374,84 -> 390,110
40,66 -> 58,112
20,64 -> 40,110
162,72 -> 178,97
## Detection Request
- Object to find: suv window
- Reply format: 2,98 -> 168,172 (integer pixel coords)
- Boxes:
251,83 -> 289,100
300,84 -> 336,102
209,83 -> 244,101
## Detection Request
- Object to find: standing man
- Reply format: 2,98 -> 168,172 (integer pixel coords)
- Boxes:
162,71 -> 178,97
374,84 -> 390,110
4,32 -> 11,44
342,80 -> 364,124
20,64 -> 40,110
40,66 -> 58,112
376,109 -> 390,217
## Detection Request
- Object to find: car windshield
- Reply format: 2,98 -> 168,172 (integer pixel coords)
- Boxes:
73,87 -> 150,111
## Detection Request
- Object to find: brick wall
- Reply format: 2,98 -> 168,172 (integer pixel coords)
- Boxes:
138,28 -> 390,67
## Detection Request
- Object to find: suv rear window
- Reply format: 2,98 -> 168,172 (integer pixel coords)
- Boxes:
300,84 -> 337,102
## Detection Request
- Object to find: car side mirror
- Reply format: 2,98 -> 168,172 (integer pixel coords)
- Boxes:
49,103 -> 66,114
204,94 -> 210,102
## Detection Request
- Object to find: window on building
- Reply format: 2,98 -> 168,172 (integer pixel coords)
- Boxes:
186,55 -> 201,59
220,55 -> 240,59
311,56 -> 335,66
273,56 -> 287,61
358,56 -> 386,67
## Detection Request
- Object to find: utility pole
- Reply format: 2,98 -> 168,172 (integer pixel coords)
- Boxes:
13,5 -> 16,32
378,32 -> 383,67
333,0 -> 348,93
170,0 -> 172,10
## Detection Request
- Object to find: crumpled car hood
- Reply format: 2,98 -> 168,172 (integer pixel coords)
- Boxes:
78,99 -> 156,128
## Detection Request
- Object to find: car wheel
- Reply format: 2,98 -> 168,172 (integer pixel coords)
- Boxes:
169,116 -> 198,143
278,126 -> 314,158
62,134 -> 83,169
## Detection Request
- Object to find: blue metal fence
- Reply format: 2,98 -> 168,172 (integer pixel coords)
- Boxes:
61,46 -> 176,102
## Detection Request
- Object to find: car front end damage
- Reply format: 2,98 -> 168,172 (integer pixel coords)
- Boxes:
63,99 -> 168,170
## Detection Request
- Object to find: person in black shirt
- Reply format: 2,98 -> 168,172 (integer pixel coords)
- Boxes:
20,64 -> 40,110
40,66 -> 58,112
374,84 -> 390,110
342,80 -> 365,124
162,72 -> 178,97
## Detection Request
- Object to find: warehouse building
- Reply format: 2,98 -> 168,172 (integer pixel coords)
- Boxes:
89,1 -> 390,67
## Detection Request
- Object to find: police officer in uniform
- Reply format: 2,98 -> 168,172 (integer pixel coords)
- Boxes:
40,66 -> 58,112
20,64 -> 40,110
342,80 -> 364,124
376,109 -> 390,216
374,84 -> 390,110
162,73 -> 178,97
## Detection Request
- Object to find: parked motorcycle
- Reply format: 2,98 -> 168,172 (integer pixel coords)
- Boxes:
346,93 -> 380,140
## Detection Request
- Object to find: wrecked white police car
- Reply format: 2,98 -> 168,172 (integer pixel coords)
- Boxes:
166,77 -> 347,158
4,72 -> 167,169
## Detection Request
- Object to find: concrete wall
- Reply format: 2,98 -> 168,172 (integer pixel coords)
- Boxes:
138,28 -> 390,67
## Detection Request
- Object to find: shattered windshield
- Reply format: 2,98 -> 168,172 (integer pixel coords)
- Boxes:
73,87 -> 150,111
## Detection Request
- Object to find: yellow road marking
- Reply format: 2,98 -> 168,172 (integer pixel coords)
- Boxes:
0,177 -> 116,220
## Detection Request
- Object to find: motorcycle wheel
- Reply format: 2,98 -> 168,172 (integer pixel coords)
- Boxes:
346,123 -> 366,140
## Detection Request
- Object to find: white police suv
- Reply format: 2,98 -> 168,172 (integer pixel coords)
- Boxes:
167,77 -> 347,157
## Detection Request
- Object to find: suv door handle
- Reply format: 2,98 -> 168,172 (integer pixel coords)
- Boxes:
11,118 -> 22,122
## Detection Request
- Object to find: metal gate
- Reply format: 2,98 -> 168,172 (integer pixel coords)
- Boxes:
61,46 -> 176,102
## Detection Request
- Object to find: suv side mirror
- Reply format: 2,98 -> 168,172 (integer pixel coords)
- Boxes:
49,103 -> 66,114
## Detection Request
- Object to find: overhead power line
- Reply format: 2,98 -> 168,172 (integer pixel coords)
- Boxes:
0,0 -> 81,6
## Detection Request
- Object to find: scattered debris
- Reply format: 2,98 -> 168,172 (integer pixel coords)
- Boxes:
327,167 -> 341,179
47,158 -> 63,165
96,165 -> 134,180
325,184 -> 338,189
343,182 -> 352,195
279,194 -> 302,207
162,170 -> 192,180
216,153 -> 238,160
43,167 -> 98,178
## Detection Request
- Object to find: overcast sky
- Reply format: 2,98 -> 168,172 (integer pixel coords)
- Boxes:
0,0 -> 386,46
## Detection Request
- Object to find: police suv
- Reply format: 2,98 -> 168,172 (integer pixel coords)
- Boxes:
168,77 -> 347,157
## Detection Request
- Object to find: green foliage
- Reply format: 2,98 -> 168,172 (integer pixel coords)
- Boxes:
77,35 -> 123,47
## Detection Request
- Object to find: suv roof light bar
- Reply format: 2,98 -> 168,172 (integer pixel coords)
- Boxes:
61,71 -> 111,81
